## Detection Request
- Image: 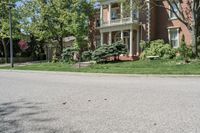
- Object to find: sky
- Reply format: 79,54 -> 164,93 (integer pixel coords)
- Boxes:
15,1 -> 100,8
15,1 -> 22,7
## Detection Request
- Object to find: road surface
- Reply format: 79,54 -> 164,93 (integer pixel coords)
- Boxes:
0,70 -> 200,133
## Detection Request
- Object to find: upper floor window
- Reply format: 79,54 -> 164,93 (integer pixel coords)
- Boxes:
96,19 -> 100,27
169,3 -> 178,19
111,11 -> 117,20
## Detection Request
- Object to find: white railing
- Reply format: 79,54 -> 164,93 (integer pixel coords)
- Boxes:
122,17 -> 131,23
110,19 -> 121,24
101,17 -> 138,27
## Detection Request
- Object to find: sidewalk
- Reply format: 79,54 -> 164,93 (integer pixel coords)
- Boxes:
0,61 -> 46,67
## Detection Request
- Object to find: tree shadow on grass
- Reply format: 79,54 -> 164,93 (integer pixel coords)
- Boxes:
0,99 -> 62,133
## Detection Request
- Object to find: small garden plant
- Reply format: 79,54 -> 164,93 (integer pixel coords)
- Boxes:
176,36 -> 193,62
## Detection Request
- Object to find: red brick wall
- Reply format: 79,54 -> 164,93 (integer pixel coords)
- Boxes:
153,0 -> 192,45
103,6 -> 109,24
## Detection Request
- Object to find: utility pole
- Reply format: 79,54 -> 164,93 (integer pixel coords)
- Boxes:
7,2 -> 15,68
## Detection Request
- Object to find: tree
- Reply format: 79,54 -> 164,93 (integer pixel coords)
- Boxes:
117,0 -> 200,57
0,0 -> 20,63
19,0 -> 95,58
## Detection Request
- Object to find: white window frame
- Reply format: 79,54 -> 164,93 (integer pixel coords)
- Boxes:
169,3 -> 179,20
168,28 -> 180,48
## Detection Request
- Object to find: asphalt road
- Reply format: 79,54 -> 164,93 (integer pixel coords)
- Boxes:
0,70 -> 200,133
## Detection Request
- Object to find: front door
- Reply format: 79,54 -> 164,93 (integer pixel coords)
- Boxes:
124,37 -> 130,52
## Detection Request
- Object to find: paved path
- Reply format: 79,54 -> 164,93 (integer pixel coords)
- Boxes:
0,70 -> 200,133
0,61 -> 45,67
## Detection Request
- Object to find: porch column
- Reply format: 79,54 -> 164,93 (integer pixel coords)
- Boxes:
130,0 -> 133,22
101,32 -> 103,46
121,30 -> 124,42
137,29 -> 140,56
108,3 -> 111,25
129,29 -> 133,56
100,5 -> 103,26
109,32 -> 112,45
120,2 -> 123,23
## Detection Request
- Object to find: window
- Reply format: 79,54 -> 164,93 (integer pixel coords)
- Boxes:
95,36 -> 101,47
168,28 -> 179,48
96,19 -> 100,27
169,3 -> 178,19
111,10 -> 117,20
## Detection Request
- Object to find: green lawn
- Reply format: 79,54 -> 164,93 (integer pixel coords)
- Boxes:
1,60 -> 200,75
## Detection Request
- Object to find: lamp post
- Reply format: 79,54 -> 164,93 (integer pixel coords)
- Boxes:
7,2 -> 15,68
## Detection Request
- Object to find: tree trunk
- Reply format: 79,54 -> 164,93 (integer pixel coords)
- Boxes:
191,2 -> 198,57
88,15 -> 96,50
191,26 -> 197,57
1,39 -> 8,63
59,37 -> 63,56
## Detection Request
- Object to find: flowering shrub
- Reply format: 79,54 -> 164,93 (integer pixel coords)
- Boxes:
18,40 -> 29,52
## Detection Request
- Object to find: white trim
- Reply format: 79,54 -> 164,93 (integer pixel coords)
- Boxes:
137,29 -> 140,56
120,2 -> 123,20
121,30 -> 123,41
130,0 -> 133,22
109,32 -> 112,45
100,0 -> 118,5
108,4 -> 111,25
129,29 -> 133,56
100,32 -> 103,46
146,0 -> 151,41
100,5 -> 103,26
99,23 -> 139,33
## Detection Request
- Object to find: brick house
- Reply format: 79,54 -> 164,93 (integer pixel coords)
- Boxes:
92,0 -> 192,59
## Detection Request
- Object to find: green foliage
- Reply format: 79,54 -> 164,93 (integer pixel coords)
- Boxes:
92,42 -> 128,63
140,40 -> 176,60
61,47 -> 77,63
81,50 -> 92,62
140,40 -> 149,50
177,37 -> 193,60
107,41 -> 127,57
92,45 -> 108,63
19,0 -> 94,56
0,0 -> 21,63
52,55 -> 59,63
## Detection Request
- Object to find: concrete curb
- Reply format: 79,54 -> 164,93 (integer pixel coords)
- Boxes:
1,69 -> 200,78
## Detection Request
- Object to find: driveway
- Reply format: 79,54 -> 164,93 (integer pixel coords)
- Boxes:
0,70 -> 200,133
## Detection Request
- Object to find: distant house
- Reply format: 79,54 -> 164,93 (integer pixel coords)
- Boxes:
91,0 -> 192,60
44,36 -> 76,61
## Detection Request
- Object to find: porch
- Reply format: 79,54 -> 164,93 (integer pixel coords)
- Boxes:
98,27 -> 140,58
99,0 -> 139,27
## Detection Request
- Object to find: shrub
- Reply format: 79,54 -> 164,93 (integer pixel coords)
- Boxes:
92,41 -> 128,63
177,37 -> 193,61
81,50 -> 92,61
159,44 -> 176,59
92,45 -> 108,63
140,39 -> 176,60
107,41 -> 127,60
61,47 -> 77,63
140,40 -> 150,50
52,55 -> 59,63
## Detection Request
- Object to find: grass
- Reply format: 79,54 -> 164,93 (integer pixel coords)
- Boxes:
1,60 -> 200,75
